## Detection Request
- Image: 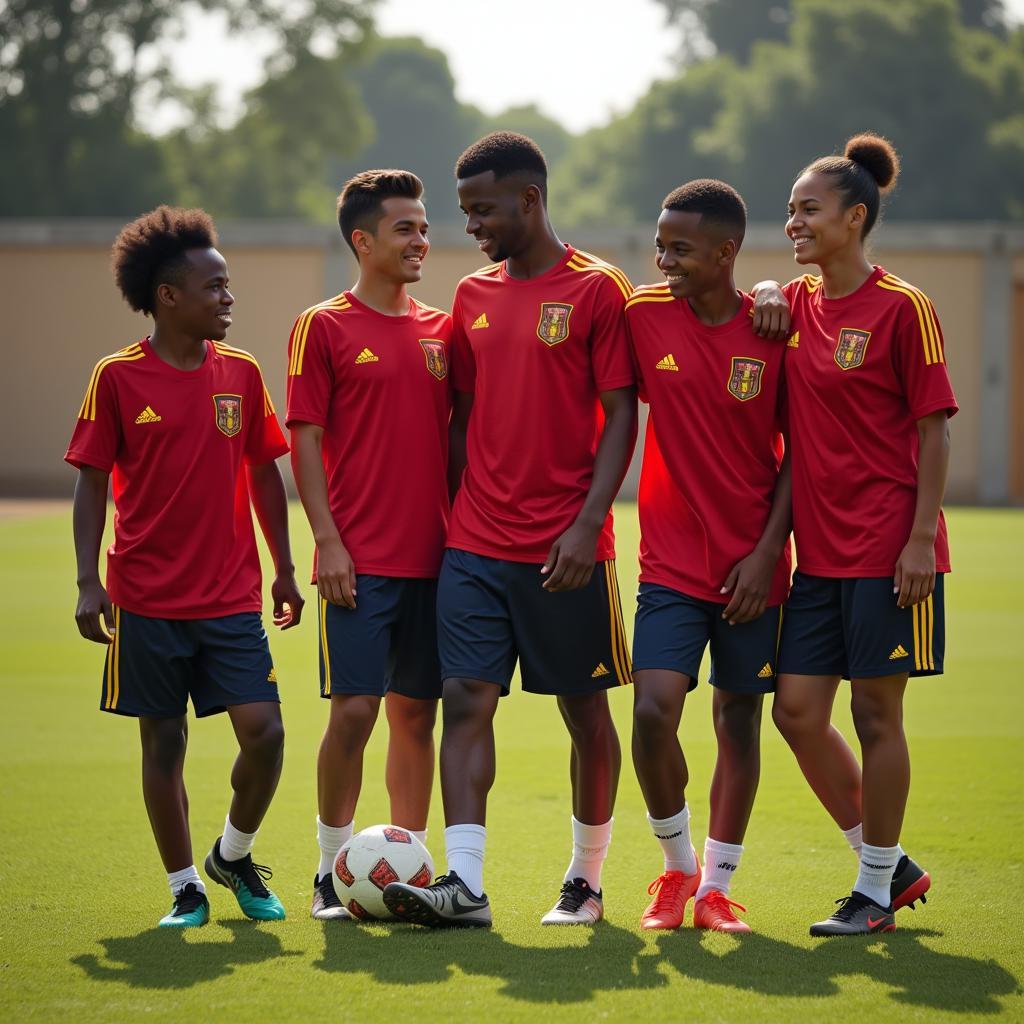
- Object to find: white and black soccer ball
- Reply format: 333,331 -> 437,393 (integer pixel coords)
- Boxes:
331,824 -> 434,920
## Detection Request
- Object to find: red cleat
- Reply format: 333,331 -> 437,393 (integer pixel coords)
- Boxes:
693,890 -> 751,933
640,861 -> 701,930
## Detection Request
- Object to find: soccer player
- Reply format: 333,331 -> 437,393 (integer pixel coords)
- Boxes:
66,206 -> 303,928
285,170 -> 451,921
384,132 -> 637,929
626,181 -> 791,933
772,134 -> 956,935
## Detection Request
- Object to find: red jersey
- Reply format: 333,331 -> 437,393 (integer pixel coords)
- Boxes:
627,287 -> 791,604
65,338 -> 288,619
285,291 -> 451,578
783,267 -> 958,577
447,247 -> 635,563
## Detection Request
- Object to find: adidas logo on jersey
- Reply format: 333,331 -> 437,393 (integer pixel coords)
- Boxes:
656,354 -> 679,371
787,331 -> 800,348
889,644 -> 909,660
471,313 -> 489,329
134,405 -> 161,424
757,662 -> 774,679
591,663 -> 610,678
354,348 -> 379,364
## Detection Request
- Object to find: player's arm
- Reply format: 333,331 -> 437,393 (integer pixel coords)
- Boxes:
247,459 -> 304,629
750,280 -> 791,340
448,390 -> 473,501
542,385 -> 638,592
72,465 -> 114,644
894,411 -> 950,608
721,451 -> 792,625
290,422 -> 357,609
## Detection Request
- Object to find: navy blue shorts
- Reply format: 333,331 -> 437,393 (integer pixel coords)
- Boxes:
777,572 -> 945,679
632,583 -> 782,694
437,549 -> 632,695
100,608 -> 278,718
317,576 -> 441,701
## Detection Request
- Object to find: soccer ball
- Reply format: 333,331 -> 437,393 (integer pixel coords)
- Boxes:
332,824 -> 434,920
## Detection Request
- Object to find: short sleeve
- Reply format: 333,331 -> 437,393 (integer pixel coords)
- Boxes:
450,291 -> 476,394
245,362 -> 289,465
64,363 -> 120,473
285,311 -> 334,428
625,311 -> 649,404
591,275 -> 635,393
892,296 -> 959,421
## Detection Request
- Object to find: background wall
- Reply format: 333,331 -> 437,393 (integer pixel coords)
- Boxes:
1,220 -> 1021,502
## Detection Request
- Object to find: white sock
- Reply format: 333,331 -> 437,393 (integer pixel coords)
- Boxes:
696,837 -> 744,900
564,816 -> 613,892
219,815 -> 257,863
445,823 -> 486,897
842,822 -> 863,857
648,805 -> 698,874
855,843 -> 900,907
168,864 -> 205,897
412,829 -> 427,846
317,816 -> 353,880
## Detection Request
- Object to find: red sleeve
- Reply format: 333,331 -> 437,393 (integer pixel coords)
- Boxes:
64,362 -> 120,473
591,275 -> 635,393
285,312 -> 333,428
625,310 -> 649,404
245,362 -> 289,465
892,297 -> 959,421
450,291 -> 475,394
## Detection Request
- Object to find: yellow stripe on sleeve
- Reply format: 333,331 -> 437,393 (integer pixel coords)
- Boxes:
567,253 -> 633,301
289,297 -> 350,376
573,249 -> 634,295
79,347 -> 145,421
877,277 -> 943,366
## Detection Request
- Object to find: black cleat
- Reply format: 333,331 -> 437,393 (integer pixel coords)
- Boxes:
810,891 -> 895,936
891,855 -> 930,911
383,871 -> 492,928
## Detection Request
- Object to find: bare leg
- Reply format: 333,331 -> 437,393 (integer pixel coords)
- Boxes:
224,701 -> 285,832
631,670 -> 689,819
558,689 -> 621,824
318,694 -> 381,826
707,690 -> 763,844
385,693 -> 437,830
139,716 -> 192,871
439,678 -> 500,825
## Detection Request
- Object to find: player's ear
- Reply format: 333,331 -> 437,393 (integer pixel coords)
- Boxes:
847,202 -> 867,234
154,282 -> 177,309
719,239 -> 738,265
521,184 -> 543,215
351,227 -> 373,259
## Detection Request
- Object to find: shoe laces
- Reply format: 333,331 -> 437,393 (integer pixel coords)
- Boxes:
554,879 -> 594,913
830,891 -> 873,922
173,882 -> 206,915
232,855 -> 273,898
701,890 -> 747,917
647,871 -> 688,909
316,873 -> 343,908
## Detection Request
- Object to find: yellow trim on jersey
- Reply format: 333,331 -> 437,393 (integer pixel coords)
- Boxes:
876,275 -> 944,366
626,291 -> 675,310
603,560 -> 633,684
289,296 -> 351,376
412,298 -> 450,316
469,263 -> 503,278
78,346 -> 145,421
801,274 -> 823,294
319,597 -> 332,695
568,250 -> 633,300
211,342 -> 276,415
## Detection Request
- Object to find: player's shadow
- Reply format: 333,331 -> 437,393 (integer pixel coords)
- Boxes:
655,928 -> 1019,1013
316,919 -> 667,1002
71,920 -> 301,990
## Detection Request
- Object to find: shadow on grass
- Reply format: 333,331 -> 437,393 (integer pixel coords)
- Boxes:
655,927 -> 1019,1013
71,920 -> 301,989
316,918 -> 666,1002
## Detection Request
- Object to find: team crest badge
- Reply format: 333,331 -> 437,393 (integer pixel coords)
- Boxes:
537,302 -> 573,346
727,357 -> 765,402
213,394 -> 243,437
419,339 -> 448,380
834,328 -> 871,370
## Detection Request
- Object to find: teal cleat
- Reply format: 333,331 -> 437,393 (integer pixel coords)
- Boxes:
205,838 -> 286,921
158,883 -> 210,928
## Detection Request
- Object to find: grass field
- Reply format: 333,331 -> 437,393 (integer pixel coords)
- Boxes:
3,503 -> 1023,1023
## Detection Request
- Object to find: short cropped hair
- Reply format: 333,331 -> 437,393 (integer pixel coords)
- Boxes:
111,206 -> 218,315
455,132 -> 548,199
662,179 -> 747,247
337,169 -> 424,255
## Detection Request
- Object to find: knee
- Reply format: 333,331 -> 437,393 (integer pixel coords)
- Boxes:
325,698 -> 378,752
241,714 -> 285,764
851,692 -> 902,747
141,719 -> 187,770
441,679 -> 495,733
772,697 -> 820,745
563,693 -> 614,745
388,698 -> 437,743
632,693 -> 674,745
715,697 -> 761,752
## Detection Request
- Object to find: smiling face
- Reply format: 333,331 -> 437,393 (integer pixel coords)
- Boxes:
352,196 -> 429,284
786,171 -> 867,266
155,247 -> 234,340
457,170 -> 537,263
655,208 -> 735,299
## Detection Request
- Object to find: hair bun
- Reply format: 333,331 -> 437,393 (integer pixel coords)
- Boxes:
844,133 -> 900,191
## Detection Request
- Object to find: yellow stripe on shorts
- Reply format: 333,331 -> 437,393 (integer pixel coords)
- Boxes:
603,560 -> 632,684
319,597 -> 332,695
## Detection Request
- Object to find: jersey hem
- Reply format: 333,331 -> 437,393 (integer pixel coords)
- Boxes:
594,374 -> 637,392
446,540 -> 617,565
284,411 -> 328,429
246,442 -> 290,465
106,597 -> 264,620
65,449 -> 114,473
794,566 -> 951,578
909,397 -> 959,421
312,565 -> 441,582
639,571 -> 787,607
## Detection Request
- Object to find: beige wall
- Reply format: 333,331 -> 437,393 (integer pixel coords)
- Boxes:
1,222 -> 1020,501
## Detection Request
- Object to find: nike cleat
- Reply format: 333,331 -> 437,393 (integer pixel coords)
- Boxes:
311,873 -> 351,921
541,877 -> 604,925
158,882 -> 210,928
640,860 -> 702,930
382,871 -> 492,928
205,837 -> 286,921
810,891 -> 895,936
891,855 -> 930,911
693,890 -> 751,933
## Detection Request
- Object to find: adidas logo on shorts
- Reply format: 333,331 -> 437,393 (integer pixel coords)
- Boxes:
757,662 -> 774,679
889,645 -> 909,660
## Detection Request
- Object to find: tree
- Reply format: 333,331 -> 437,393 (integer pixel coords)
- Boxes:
481,104 -> 573,168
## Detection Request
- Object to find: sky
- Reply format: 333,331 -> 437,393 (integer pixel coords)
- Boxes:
151,0 -> 1024,136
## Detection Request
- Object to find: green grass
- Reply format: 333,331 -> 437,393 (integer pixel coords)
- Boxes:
2,504 -> 1023,1022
